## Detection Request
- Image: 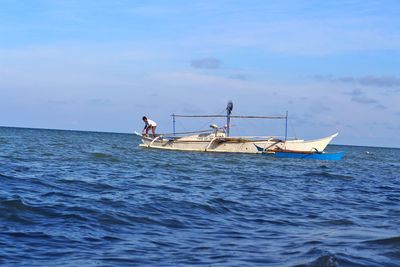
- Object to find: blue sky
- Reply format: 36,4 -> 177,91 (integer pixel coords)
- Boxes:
1,0 -> 400,147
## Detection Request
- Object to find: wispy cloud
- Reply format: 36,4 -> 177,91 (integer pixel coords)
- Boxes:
352,95 -> 377,104
179,13 -> 400,56
358,76 -> 400,87
315,75 -> 400,88
344,89 -> 363,96
343,89 -> 387,108
375,104 -> 387,110
47,99 -> 77,106
191,57 -> 222,69
229,74 -> 247,80
150,71 -> 254,92
87,98 -> 113,106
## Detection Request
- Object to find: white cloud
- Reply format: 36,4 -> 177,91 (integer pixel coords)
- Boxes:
177,15 -> 400,56
316,75 -> 400,88
191,57 -> 222,69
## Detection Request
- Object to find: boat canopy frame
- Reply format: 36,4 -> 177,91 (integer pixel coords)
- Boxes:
170,102 -> 289,140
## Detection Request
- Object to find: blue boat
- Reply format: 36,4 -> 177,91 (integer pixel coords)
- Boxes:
254,145 -> 346,161
266,150 -> 345,160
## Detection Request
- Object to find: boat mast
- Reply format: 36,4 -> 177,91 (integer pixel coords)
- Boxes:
226,101 -> 233,137
172,113 -> 176,136
285,111 -> 288,141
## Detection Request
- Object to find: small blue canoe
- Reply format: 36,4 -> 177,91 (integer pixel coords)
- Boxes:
266,151 -> 345,160
255,145 -> 346,161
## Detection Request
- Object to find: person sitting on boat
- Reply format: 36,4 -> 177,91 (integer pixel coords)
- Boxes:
142,116 -> 157,137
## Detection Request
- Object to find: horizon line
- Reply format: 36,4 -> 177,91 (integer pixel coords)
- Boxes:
1,124 -> 399,150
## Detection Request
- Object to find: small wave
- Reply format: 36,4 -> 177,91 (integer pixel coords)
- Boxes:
12,166 -> 30,173
303,240 -> 324,246
209,197 -> 240,206
88,152 -> 121,162
95,257 -> 140,265
383,250 -> 400,259
98,213 -> 133,226
1,198 -> 32,211
28,178 -> 64,191
321,219 -> 356,226
303,171 -> 353,179
294,254 -> 338,267
49,142 -> 68,147
205,198 -> 239,214
159,218 -> 186,229
119,214 -> 162,227
2,231 -> 53,240
40,191 -> 74,198
57,179 -> 119,191
108,212 -> 187,229
364,236 -> 400,246
2,213 -> 35,225
377,185 -> 396,191
103,235 -> 124,241
156,185 -> 186,194
1,198 -> 74,221
0,173 -> 14,179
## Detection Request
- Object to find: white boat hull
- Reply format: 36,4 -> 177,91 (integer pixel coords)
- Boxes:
138,133 -> 338,154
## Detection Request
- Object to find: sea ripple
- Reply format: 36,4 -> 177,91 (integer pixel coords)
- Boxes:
0,127 -> 399,266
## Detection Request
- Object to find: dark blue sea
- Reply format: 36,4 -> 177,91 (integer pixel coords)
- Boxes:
1,127 -> 399,266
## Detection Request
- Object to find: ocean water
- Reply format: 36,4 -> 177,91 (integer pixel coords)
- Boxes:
0,126 -> 399,267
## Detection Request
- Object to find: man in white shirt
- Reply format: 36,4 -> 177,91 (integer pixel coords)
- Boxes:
142,116 -> 157,137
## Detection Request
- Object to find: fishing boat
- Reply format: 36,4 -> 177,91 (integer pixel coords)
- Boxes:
137,102 -> 344,160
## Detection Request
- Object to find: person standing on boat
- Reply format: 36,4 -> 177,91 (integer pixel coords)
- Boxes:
142,116 -> 157,137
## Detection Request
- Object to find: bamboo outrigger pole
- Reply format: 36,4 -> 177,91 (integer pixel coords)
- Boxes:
172,115 -> 287,119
